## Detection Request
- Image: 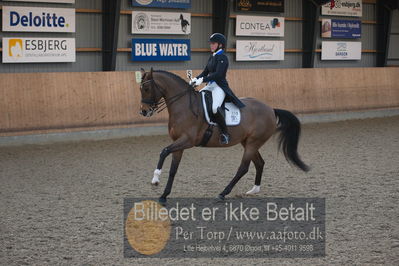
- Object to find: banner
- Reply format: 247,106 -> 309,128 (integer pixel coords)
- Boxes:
321,19 -> 361,39
132,12 -> 191,35
236,15 -> 284,37
2,38 -> 76,63
132,39 -> 190,61
132,0 -> 191,9
321,41 -> 361,60
2,6 -> 75,32
236,40 -> 284,61
235,0 -> 284,13
3,0 -> 74,3
321,0 -> 362,17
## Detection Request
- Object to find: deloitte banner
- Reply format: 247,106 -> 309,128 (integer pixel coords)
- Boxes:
236,40 -> 284,61
2,38 -> 76,63
3,0 -> 74,3
321,0 -> 362,17
132,12 -> 191,35
2,6 -> 75,32
236,15 -> 284,37
321,41 -> 361,60
321,19 -> 361,39
132,0 -> 191,9
132,39 -> 190,61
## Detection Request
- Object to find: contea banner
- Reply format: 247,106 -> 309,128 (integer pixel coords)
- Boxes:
2,38 -> 76,63
321,0 -> 362,17
132,12 -> 191,35
2,6 -> 75,32
3,0 -> 75,3
236,40 -> 284,61
132,39 -> 190,61
236,15 -> 284,37
321,41 -> 361,60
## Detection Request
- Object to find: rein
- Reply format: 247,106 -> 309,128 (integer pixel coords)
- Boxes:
141,78 -> 198,117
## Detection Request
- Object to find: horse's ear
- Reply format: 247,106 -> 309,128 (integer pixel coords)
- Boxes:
149,67 -> 153,78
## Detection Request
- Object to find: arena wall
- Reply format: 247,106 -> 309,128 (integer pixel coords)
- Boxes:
1,67 -> 398,136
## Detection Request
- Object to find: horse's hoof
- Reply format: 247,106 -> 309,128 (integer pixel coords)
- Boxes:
158,197 -> 167,205
151,181 -> 159,186
217,194 -> 225,201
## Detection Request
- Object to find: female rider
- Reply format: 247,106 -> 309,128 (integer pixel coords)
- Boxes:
190,33 -> 245,145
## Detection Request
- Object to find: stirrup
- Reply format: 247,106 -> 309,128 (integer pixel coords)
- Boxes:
220,133 -> 230,145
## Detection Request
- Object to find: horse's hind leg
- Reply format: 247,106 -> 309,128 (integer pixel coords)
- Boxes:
218,146 -> 257,200
246,151 -> 265,195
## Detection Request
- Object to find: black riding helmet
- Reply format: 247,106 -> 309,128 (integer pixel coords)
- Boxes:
209,33 -> 226,49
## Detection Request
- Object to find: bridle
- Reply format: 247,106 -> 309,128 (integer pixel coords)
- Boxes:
140,77 -> 198,116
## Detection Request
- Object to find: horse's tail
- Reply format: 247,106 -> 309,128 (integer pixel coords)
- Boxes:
274,109 -> 310,172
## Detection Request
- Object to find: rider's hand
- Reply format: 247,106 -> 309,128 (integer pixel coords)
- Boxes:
189,78 -> 197,85
195,77 -> 203,86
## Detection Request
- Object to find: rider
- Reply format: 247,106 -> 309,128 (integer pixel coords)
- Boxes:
190,33 -> 245,145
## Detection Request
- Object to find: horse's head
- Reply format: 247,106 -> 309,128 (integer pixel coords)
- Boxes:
139,68 -> 163,117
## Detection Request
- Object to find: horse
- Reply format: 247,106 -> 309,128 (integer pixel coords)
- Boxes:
139,68 -> 309,204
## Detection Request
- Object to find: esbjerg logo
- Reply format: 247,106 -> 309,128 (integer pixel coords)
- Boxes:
9,11 -> 68,28
8,39 -> 23,58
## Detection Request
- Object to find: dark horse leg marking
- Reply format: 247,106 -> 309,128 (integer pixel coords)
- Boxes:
246,151 -> 265,194
218,147 -> 257,200
159,150 -> 183,204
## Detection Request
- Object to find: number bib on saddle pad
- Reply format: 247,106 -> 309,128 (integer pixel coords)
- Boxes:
200,90 -> 241,126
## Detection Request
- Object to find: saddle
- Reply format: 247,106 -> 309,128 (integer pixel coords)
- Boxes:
200,90 -> 241,126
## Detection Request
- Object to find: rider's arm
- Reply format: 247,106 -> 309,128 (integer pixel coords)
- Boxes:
196,66 -> 209,79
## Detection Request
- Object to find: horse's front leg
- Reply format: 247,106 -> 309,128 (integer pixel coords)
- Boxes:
159,150 -> 183,204
151,135 -> 192,185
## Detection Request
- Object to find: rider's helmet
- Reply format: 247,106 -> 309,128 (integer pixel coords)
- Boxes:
209,33 -> 226,49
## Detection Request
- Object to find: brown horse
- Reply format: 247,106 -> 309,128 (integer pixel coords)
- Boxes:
139,68 -> 309,204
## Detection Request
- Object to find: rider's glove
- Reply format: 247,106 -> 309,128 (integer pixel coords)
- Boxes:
189,78 -> 197,85
195,77 -> 203,86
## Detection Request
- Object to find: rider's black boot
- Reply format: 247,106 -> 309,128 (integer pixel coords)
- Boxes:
213,107 -> 230,145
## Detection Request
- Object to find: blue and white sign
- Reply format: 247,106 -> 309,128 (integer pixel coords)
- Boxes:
321,19 -> 361,39
132,0 -> 191,9
322,41 -> 361,60
132,39 -> 190,61
2,6 -> 75,32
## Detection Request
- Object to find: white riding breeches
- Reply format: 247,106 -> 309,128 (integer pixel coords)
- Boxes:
200,82 -> 226,114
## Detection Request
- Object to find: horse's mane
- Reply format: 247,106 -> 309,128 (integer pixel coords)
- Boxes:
154,70 -> 189,86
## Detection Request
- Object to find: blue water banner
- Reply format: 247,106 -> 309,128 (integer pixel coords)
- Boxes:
132,0 -> 191,9
321,19 -> 361,39
132,39 -> 190,61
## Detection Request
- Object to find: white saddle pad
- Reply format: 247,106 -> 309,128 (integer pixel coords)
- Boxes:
201,91 -> 241,126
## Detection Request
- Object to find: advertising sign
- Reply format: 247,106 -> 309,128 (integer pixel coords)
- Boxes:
132,0 -> 191,9
321,19 -> 361,39
2,6 -> 75,32
132,39 -> 190,61
132,12 -> 191,35
321,41 -> 361,60
3,0 -> 74,3
236,15 -> 284,37
235,0 -> 284,13
236,40 -> 284,61
2,38 -> 76,63
321,0 -> 362,17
